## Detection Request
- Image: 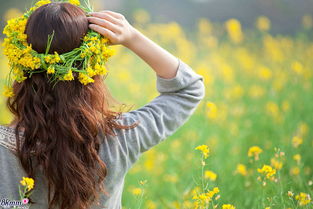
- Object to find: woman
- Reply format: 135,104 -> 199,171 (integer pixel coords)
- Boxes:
0,2 -> 205,209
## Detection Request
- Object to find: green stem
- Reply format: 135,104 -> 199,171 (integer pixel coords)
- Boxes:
45,30 -> 55,55
278,171 -> 286,208
23,186 -> 27,198
201,155 -> 205,193
137,189 -> 144,209
18,185 -> 22,199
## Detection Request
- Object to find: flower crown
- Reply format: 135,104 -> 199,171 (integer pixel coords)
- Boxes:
2,0 -> 115,98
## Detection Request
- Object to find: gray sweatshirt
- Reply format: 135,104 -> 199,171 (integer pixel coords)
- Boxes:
0,58 -> 205,209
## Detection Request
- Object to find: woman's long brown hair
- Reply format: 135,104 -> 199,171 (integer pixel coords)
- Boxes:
6,2 -> 137,209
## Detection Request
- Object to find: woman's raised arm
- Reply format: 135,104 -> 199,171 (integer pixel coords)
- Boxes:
87,11 -> 205,171
87,10 -> 179,79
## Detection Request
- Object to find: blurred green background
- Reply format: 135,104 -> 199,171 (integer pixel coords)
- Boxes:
0,0 -> 313,209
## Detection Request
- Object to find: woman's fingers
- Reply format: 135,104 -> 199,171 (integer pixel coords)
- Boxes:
88,12 -> 121,25
88,24 -> 117,43
98,10 -> 125,20
87,10 -> 135,46
87,16 -> 121,34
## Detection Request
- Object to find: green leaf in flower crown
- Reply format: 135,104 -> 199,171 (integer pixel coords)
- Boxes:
60,55 -> 66,63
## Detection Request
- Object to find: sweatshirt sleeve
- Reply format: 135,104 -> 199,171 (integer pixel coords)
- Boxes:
120,58 -> 205,171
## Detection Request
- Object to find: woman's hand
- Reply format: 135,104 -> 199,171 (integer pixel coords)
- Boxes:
88,10 -> 179,79
87,10 -> 138,47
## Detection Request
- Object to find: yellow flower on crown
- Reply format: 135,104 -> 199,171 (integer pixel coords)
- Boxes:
78,72 -> 94,85
63,69 -> 75,81
69,0 -> 80,6
2,0 -> 115,98
47,65 -> 55,74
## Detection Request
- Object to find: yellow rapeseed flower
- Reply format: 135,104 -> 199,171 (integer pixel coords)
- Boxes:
270,158 -> 283,170
20,177 -> 35,191
295,192 -> 311,206
222,204 -> 236,209
195,145 -> 210,159
291,61 -> 304,75
225,18 -> 244,43
298,122 -> 308,137
131,187 -> 142,196
288,191 -> 294,197
292,136 -> 303,148
63,69 -> 74,81
235,163 -> 247,176
78,72 -> 94,85
146,200 -> 157,209
256,16 -> 271,31
206,101 -> 217,119
94,63 -> 108,75
266,101 -> 279,117
89,46 -> 99,54
293,154 -> 301,164
44,52 -> 61,64
192,186 -> 219,206
47,65 -> 55,74
204,170 -> 217,181
69,0 -> 80,6
86,67 -> 96,77
2,86 -> 14,98
248,146 -> 263,160
290,166 -> 300,176
257,164 -> 276,179
35,0 -> 51,7
212,187 -> 219,194
258,66 -> 272,80
13,66 -> 27,83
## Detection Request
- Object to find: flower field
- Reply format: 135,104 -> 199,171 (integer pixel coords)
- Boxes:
1,10 -> 313,209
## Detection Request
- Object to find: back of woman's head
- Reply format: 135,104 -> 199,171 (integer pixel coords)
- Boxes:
6,2 -> 135,209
